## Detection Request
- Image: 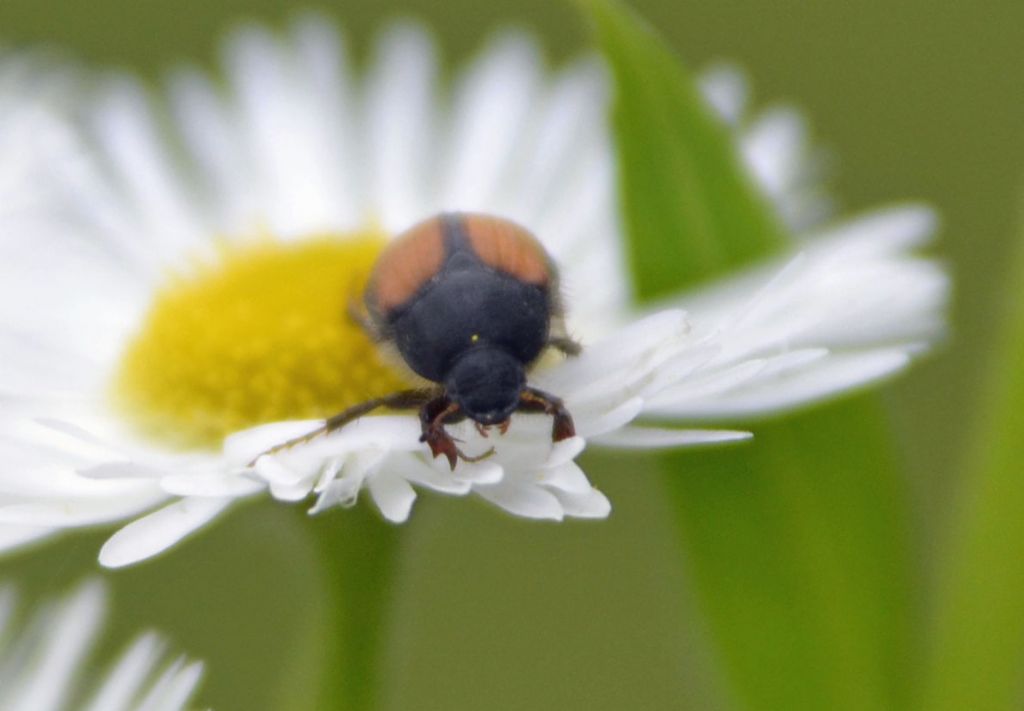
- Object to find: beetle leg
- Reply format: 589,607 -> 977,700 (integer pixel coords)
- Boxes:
419,398 -> 460,470
517,387 -> 576,442
419,397 -> 495,469
248,389 -> 433,466
547,336 -> 583,357
458,448 -> 497,464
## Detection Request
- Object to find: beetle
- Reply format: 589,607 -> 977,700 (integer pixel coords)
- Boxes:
252,212 -> 581,470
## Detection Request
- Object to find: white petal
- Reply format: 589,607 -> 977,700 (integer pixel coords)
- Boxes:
0,461 -> 157,499
657,349 -> 911,420
475,481 -> 564,521
166,66 -> 244,223
288,14 -> 361,228
87,78 -> 206,259
363,22 -> 438,228
0,488 -> 166,527
99,496 -> 234,568
647,352 -> 819,408
592,427 -> 752,449
539,461 -> 592,494
309,450 -> 384,513
81,633 -> 165,711
386,455 -> 471,496
545,436 -> 586,468
551,487 -> 611,519
4,580 -> 104,711
30,417 -> 127,460
78,461 -> 167,480
222,24 -> 344,234
0,524 -> 55,553
536,309 -> 688,393
312,455 -> 347,494
451,459 -> 503,485
742,107 -> 807,197
440,32 -> 542,210
504,58 -> 609,224
368,471 -> 417,523
254,455 -> 311,501
804,204 -> 938,254
0,573 -> 204,711
159,471 -> 264,498
131,657 -> 204,711
310,472 -> 363,514
698,63 -> 748,125
574,397 -> 645,438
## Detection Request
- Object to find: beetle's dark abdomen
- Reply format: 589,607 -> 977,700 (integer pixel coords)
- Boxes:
367,213 -> 554,383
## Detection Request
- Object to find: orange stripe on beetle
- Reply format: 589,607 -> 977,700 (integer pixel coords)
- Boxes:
367,216 -> 446,313
461,213 -> 551,286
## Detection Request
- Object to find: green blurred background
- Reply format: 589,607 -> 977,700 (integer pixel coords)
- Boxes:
1,1 -> 1022,709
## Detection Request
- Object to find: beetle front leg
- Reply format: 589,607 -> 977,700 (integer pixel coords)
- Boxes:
418,397 -> 495,469
418,397 -> 461,469
248,388 -> 432,466
517,387 -> 576,442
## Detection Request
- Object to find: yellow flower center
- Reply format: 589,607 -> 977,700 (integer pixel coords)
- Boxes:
112,232 -> 411,450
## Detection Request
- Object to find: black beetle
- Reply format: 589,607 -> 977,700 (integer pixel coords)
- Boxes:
253,212 -> 580,469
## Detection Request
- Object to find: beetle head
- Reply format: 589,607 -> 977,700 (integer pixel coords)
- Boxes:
444,346 -> 524,426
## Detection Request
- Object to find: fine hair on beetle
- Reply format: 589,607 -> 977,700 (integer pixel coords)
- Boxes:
251,212 -> 581,470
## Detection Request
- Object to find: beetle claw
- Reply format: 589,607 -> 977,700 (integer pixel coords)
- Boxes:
423,428 -> 459,469
552,413 -> 575,442
422,422 -> 497,470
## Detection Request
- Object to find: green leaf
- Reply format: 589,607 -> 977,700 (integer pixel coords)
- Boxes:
579,1 -> 914,708
580,0 -> 787,298
921,215 -> 1024,711
664,402 -> 912,710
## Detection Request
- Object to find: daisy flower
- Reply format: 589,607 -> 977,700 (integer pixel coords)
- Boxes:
0,580 -> 204,711
0,17 -> 948,567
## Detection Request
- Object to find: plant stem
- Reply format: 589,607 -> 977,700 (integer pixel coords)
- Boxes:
308,504 -> 403,711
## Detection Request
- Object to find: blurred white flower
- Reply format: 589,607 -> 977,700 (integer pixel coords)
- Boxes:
700,62 -> 834,233
0,580 -> 204,711
0,18 -> 948,567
